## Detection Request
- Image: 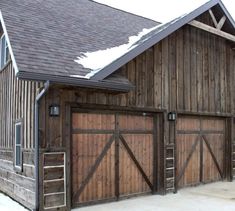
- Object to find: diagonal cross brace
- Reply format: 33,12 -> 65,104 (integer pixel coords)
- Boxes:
202,135 -> 223,178
176,136 -> 200,185
119,134 -> 153,191
73,134 -> 115,201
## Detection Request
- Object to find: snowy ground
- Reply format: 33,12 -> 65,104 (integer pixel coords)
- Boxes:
0,181 -> 235,211
75,181 -> 235,211
0,193 -> 27,211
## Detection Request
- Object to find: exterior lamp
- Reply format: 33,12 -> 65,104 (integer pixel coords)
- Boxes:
168,112 -> 176,121
49,105 -> 60,117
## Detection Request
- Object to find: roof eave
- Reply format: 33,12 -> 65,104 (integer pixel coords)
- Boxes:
17,71 -> 134,93
0,10 -> 20,76
217,0 -> 235,29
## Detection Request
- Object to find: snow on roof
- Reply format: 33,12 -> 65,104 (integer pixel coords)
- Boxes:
93,0 -> 210,23
73,25 -> 161,78
70,0 -> 235,81
73,17 -> 185,78
73,0 -> 212,78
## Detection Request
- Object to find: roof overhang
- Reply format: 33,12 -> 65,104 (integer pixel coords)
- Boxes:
17,71 -> 134,92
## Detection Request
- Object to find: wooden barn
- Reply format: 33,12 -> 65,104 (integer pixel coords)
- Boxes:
0,0 -> 234,210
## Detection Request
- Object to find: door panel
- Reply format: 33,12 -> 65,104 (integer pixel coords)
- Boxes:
119,134 -> 153,196
72,112 -> 155,207
202,134 -> 224,183
176,116 -> 225,188
176,134 -> 200,187
72,133 -> 115,204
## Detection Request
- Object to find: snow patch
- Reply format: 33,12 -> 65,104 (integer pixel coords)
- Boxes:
0,193 -> 27,211
73,24 -> 163,78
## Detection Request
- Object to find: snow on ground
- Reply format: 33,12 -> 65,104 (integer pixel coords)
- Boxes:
0,193 -> 27,211
75,181 -> 235,211
0,182 -> 234,211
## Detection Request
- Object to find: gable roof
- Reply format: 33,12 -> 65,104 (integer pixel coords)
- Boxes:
0,0 -> 235,91
91,0 -> 235,81
0,0 -> 157,91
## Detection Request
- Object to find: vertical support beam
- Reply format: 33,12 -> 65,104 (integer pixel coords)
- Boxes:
158,112 -> 167,194
153,114 -> 158,193
115,114 -> 120,200
173,116 -> 177,193
199,117 -> 203,183
65,104 -> 71,210
225,117 -> 233,181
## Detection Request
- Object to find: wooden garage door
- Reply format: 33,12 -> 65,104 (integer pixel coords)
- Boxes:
71,112 -> 154,207
176,116 -> 225,188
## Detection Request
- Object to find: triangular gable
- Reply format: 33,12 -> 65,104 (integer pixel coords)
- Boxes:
91,0 -> 235,81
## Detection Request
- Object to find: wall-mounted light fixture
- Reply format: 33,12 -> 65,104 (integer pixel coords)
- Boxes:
168,112 -> 176,121
49,105 -> 60,117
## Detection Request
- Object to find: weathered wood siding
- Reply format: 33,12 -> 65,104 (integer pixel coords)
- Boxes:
40,24 -> 235,146
71,112 -> 154,207
38,23 -> 235,210
176,116 -> 225,188
0,61 -> 42,209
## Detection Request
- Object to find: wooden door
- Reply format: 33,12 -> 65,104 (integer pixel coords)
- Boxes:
118,114 -> 154,196
71,112 -> 154,207
176,116 -> 225,188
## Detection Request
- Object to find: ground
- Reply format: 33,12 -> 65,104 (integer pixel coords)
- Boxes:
0,193 -> 27,211
75,181 -> 235,211
0,181 -> 234,211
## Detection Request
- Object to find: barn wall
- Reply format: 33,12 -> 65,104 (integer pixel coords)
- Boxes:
38,24 -> 235,210
0,61 -> 42,209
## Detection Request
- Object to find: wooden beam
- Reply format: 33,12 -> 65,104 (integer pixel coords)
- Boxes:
176,136 -> 200,185
202,135 -> 223,178
217,16 -> 226,30
73,135 -> 115,201
189,20 -> 235,43
209,9 -> 218,28
119,134 -> 154,191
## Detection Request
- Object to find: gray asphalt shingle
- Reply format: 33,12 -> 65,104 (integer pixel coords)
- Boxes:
0,0 -> 158,80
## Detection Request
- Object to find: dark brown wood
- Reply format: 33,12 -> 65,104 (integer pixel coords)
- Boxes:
114,114 -> 119,199
153,115 -> 158,193
199,136 -> 203,182
176,136 -> 200,184
202,135 -> 223,178
176,116 -> 226,188
32,11 -> 235,210
119,134 -> 153,191
71,112 -> 155,207
73,134 -> 115,201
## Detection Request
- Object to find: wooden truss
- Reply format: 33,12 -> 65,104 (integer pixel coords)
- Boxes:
189,9 -> 235,43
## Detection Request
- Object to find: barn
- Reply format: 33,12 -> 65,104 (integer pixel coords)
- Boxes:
0,0 -> 234,210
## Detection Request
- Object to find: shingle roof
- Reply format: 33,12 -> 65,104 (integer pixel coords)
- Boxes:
0,0 -> 157,90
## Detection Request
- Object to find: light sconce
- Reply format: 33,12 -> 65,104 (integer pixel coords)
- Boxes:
49,105 -> 60,117
168,112 -> 176,121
